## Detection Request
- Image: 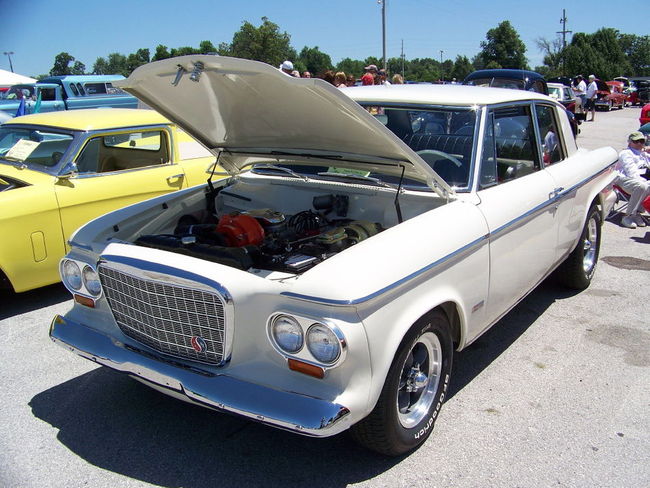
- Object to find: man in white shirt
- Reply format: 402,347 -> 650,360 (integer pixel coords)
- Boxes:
585,75 -> 598,121
572,75 -> 587,114
616,131 -> 650,228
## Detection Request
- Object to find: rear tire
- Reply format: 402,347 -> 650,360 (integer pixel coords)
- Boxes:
351,310 -> 453,456
556,205 -> 601,289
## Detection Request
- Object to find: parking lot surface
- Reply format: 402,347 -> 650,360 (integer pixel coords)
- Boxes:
1,106 -> 648,488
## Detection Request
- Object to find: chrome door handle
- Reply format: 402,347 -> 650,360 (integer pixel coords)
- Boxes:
550,187 -> 564,199
166,173 -> 184,183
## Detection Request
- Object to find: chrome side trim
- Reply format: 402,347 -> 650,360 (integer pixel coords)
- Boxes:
282,234 -> 489,305
50,314 -> 351,437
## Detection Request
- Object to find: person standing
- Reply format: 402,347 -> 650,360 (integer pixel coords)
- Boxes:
585,75 -> 598,121
572,75 -> 586,115
361,64 -> 377,86
616,131 -> 650,229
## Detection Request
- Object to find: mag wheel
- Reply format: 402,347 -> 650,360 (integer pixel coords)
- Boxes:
351,310 -> 453,456
557,205 -> 601,290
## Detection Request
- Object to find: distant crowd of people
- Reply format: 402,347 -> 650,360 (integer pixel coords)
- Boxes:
278,60 -> 404,87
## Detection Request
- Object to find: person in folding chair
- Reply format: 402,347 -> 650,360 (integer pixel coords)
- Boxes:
615,131 -> 650,229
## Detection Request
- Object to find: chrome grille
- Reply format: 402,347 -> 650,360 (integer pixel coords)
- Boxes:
99,264 -> 226,365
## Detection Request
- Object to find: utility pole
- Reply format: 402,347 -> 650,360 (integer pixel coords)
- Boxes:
401,39 -> 405,79
556,9 -> 572,76
439,50 -> 444,82
381,0 -> 387,71
3,51 -> 14,72
557,9 -> 572,49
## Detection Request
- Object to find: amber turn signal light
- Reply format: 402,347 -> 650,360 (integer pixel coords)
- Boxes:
288,358 -> 325,379
74,294 -> 95,308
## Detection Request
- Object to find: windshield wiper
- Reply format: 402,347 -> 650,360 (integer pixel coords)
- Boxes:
251,164 -> 309,181
315,171 -> 393,188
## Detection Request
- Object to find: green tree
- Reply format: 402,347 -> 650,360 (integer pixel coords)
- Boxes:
298,46 -> 332,76
563,29 -> 631,80
618,34 -> 650,76
476,21 -> 528,70
225,17 -> 297,67
450,55 -> 474,82
50,52 -> 75,76
70,61 -> 86,75
336,58 -> 365,78
198,40 -> 218,54
152,44 -> 171,61
126,48 -> 150,74
536,37 -> 563,77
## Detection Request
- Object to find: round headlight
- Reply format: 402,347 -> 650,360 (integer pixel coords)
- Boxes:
307,324 -> 341,364
271,315 -> 303,353
62,260 -> 82,290
82,265 -> 102,297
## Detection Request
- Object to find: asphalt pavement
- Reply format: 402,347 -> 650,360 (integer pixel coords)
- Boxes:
0,105 -> 648,488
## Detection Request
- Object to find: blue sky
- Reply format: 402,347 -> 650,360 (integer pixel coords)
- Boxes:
1,0 -> 647,78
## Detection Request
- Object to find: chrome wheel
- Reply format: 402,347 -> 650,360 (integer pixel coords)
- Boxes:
583,214 -> 598,274
397,332 -> 442,428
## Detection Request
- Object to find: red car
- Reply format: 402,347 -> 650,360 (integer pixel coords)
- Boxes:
594,80 -> 626,111
640,103 -> 650,125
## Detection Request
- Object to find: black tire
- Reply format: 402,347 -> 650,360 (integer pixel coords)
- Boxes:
556,205 -> 601,289
351,310 -> 453,456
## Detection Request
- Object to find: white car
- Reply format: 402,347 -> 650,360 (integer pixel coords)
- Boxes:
50,56 -> 618,456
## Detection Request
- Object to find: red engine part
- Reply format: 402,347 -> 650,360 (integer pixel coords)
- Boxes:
217,214 -> 265,247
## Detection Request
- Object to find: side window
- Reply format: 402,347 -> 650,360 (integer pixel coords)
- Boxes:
75,138 -> 101,173
69,83 -> 79,96
481,105 -> 540,186
535,105 -> 564,166
76,83 -> 85,95
39,88 -> 56,101
84,83 -> 107,95
97,130 -> 169,173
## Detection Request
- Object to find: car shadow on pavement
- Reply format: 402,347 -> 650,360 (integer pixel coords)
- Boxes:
448,280 -> 580,399
0,283 -> 70,320
29,280 -> 579,488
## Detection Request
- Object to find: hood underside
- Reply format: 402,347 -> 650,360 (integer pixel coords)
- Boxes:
117,55 -> 453,197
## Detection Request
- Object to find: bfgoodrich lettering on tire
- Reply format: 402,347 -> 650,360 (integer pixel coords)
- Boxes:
350,310 -> 453,456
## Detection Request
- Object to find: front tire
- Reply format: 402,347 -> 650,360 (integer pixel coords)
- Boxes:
351,311 -> 453,456
556,205 -> 601,289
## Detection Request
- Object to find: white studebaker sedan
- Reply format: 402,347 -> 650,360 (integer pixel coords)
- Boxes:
50,56 -> 618,456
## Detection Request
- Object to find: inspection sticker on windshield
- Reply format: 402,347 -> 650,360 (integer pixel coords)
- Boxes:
5,139 -> 39,162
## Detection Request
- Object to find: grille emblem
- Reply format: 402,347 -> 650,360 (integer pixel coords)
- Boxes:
191,336 -> 208,353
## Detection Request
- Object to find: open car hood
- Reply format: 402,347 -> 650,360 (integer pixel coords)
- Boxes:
117,55 -> 453,198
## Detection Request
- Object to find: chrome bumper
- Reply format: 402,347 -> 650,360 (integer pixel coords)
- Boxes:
49,314 -> 351,437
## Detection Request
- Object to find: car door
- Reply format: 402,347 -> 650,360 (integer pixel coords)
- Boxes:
476,104 -> 560,325
172,127 -> 217,187
533,102 -> 601,261
54,128 -> 188,248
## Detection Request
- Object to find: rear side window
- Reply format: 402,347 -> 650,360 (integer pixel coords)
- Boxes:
534,105 -> 564,166
84,83 -> 107,95
69,83 -> 79,96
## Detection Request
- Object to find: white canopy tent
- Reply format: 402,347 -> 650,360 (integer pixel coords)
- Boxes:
0,69 -> 36,88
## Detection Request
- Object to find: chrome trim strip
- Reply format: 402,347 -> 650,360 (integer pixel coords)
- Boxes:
281,165 -> 614,307
50,314 -> 351,437
282,234 -> 489,305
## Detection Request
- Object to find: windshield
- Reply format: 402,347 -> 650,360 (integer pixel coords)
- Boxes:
2,85 -> 36,100
0,126 -> 74,170
465,78 -> 526,91
361,105 -> 477,190
548,86 -> 561,99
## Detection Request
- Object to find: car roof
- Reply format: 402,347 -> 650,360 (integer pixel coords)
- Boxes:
342,83 -> 553,106
4,108 -> 170,131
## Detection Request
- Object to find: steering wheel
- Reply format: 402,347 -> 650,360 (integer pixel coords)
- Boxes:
416,149 -> 463,169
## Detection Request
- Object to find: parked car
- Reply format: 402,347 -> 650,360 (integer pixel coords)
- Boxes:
0,109 -> 218,292
0,75 -> 139,118
629,78 -> 650,105
594,80 -> 626,111
463,69 -> 548,94
465,69 -> 580,137
50,56 -> 617,456
640,103 -> 650,125
548,82 -> 576,111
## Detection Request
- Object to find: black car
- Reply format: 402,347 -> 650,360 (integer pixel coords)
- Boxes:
463,69 -> 548,94
463,69 -> 580,137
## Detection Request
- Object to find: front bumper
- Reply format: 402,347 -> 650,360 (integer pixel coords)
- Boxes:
49,314 -> 351,437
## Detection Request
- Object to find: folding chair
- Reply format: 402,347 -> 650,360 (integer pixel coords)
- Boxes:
606,185 -> 630,220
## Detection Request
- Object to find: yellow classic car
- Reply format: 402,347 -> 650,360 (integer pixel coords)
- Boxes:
0,108 -> 218,292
